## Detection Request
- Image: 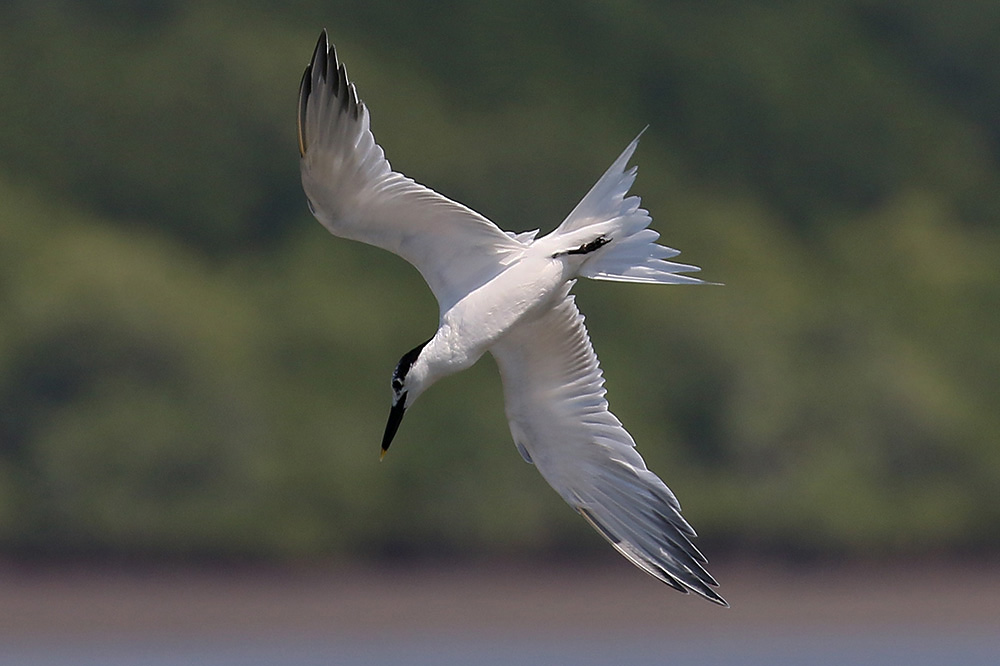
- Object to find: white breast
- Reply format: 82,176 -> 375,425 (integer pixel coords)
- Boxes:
430,252 -> 569,374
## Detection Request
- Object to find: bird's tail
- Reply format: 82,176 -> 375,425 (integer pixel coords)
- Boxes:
548,132 -> 708,285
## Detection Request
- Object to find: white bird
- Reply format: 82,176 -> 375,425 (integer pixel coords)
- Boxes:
297,30 -> 726,606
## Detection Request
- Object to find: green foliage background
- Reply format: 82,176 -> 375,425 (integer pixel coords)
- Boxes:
1,0 -> 997,561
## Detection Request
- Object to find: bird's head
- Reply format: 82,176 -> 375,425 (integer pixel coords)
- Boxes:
381,338 -> 432,460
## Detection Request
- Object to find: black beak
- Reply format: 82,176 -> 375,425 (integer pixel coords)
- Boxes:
380,395 -> 406,460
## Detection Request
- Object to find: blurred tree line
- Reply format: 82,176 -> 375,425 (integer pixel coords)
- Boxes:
0,0 -> 997,562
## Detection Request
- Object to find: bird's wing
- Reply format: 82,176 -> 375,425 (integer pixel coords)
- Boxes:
298,31 -> 524,314
490,285 -> 726,605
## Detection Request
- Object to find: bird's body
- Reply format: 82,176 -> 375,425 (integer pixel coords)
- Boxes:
431,252 -> 565,374
298,30 -> 726,606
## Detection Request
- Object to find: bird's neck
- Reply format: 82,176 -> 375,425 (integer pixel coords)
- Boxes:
411,325 -> 482,391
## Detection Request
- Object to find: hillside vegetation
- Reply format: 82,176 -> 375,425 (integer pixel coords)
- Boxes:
1,1 -> 998,561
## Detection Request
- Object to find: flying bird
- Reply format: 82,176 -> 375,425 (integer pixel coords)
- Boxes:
297,30 -> 726,606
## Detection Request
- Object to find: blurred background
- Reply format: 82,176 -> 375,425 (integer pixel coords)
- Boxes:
1,0 -> 998,663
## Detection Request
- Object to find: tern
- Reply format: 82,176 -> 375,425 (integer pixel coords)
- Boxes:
297,30 -> 726,606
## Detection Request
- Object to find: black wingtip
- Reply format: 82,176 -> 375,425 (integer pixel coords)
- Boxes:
297,30 -> 328,157
313,29 -> 329,79
703,586 -> 730,607
298,28 -> 364,156
578,503 -> 728,607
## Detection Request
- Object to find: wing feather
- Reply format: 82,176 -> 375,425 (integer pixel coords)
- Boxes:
490,286 -> 726,606
298,31 -> 523,313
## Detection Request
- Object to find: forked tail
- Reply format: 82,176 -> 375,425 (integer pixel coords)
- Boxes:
548,132 -> 710,285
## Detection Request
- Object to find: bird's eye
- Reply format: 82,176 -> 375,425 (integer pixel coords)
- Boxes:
391,377 -> 403,392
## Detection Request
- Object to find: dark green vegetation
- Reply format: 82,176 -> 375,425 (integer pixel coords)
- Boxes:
1,1 -> 997,561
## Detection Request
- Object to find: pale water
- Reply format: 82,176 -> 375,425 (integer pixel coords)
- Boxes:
2,633 -> 997,665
